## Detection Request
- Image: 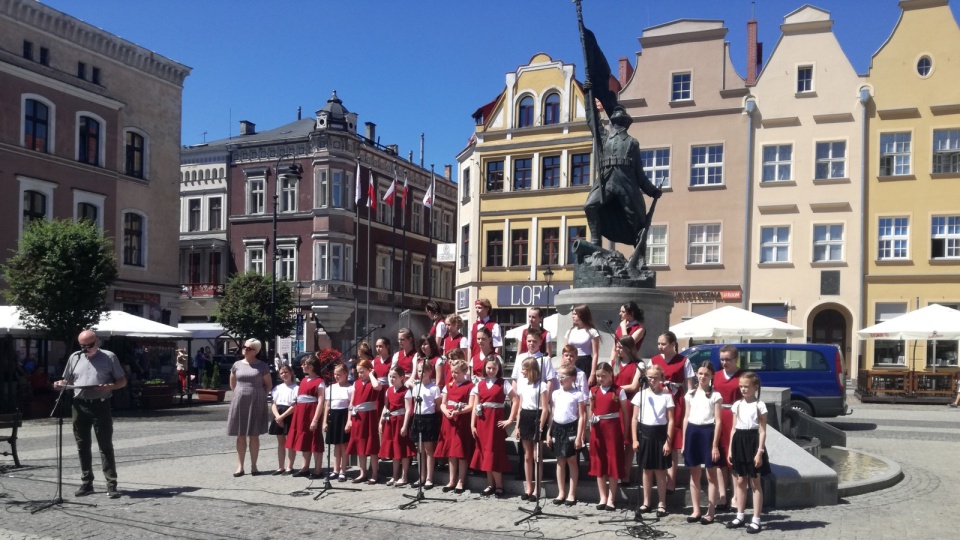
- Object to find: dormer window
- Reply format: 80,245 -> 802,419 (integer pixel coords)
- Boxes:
543,93 -> 560,125
517,96 -> 534,128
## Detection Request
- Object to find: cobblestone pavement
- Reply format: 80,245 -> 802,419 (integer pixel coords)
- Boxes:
1,398 -> 956,539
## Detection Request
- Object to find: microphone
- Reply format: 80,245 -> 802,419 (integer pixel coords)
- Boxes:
601,320 -> 615,332
367,324 -> 386,330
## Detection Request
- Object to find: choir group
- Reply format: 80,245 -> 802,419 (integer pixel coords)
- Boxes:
267,299 -> 769,534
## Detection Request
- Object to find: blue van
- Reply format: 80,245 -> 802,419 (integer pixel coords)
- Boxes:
680,343 -> 849,418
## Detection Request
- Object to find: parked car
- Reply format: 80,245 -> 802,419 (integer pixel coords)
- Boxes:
680,343 -> 849,418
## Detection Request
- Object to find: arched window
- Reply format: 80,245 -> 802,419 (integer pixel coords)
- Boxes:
24,99 -> 50,152
22,190 -> 46,231
125,131 -> 145,178
543,93 -> 561,125
78,115 -> 101,166
517,95 -> 534,128
123,212 -> 145,267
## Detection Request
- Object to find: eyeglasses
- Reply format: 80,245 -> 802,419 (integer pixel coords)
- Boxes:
242,346 -> 255,351
558,375 -> 570,380
79,342 -> 95,350
720,357 -> 735,362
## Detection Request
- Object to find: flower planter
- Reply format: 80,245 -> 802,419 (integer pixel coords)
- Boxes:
140,384 -> 174,409
196,389 -> 226,402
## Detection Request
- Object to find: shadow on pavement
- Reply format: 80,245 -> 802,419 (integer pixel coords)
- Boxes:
826,421 -> 878,431
121,486 -> 202,499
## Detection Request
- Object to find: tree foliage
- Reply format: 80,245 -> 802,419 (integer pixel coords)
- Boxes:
2,219 -> 118,347
216,271 -> 295,350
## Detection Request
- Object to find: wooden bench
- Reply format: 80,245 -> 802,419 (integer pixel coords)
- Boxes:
0,411 -> 23,467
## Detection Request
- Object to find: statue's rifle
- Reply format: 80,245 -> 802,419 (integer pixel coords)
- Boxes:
635,176 -> 668,257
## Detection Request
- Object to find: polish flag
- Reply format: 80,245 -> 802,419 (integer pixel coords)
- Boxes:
367,171 -> 376,209
383,174 -> 397,206
354,162 -> 362,207
401,173 -> 409,209
422,175 -> 434,208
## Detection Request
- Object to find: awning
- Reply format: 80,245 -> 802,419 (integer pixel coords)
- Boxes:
178,322 -> 232,340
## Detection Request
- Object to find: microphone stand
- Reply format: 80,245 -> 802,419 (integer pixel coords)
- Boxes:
32,354 -> 97,514
309,381 -> 360,500
515,355 -> 574,526
599,375 -> 659,532
399,366 -> 455,510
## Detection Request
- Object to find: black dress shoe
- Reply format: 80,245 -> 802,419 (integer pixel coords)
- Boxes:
454,487 -> 465,495
75,484 -> 94,497
687,515 -> 702,523
271,469 -> 284,476
232,471 -> 244,478
442,485 -> 455,493
107,488 -> 121,499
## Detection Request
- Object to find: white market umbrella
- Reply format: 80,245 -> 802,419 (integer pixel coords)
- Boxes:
504,313 -> 559,342
93,311 -> 193,338
670,305 -> 803,340
857,303 -> 960,373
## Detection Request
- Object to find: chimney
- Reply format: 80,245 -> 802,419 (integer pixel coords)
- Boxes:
365,121 -> 376,142
444,164 -> 452,180
618,57 -> 634,88
746,18 -> 759,85
408,150 -> 414,163
386,144 -> 399,155
297,106 -> 302,120
239,120 -> 256,136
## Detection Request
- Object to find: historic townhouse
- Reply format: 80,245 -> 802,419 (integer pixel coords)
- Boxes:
0,0 -> 190,326
183,92 -> 457,352
747,6 -> 868,378
456,53 -> 593,336
618,20 -> 751,328
863,0 -> 960,373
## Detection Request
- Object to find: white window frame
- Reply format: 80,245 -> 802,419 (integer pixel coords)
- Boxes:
122,127 -> 150,180
247,177 -> 265,214
933,129 -> 960,174
277,245 -> 297,281
331,170 -> 344,209
797,65 -> 814,93
316,169 -> 328,208
376,251 -> 392,289
671,72 -> 692,101
442,212 -> 452,242
687,223 -> 721,265
647,224 -> 668,266
75,111 -> 107,167
760,226 -> 791,263
344,244 -> 354,283
813,224 -> 844,262
72,189 -> 105,231
21,94 -> 56,153
315,243 -> 329,281
931,215 -> 960,260
186,197 -> 202,232
432,208 -> 443,239
208,196 -> 223,231
280,175 -> 298,212
690,144 -> 724,186
878,217 -> 910,260
430,267 -> 440,297
378,188 -> 393,224
411,261 -> 423,295
880,132 -> 912,176
121,209 -> 148,270
442,268 -> 452,299
761,144 -> 793,182
246,247 -> 265,275
815,141 -> 846,180
412,201 -> 423,235
640,148 -> 671,188
330,243 -> 343,281
18,175 -> 57,240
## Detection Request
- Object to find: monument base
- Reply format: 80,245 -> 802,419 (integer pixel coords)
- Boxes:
555,287 -> 674,361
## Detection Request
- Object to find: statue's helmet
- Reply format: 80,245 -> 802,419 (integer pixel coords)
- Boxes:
609,106 -> 632,127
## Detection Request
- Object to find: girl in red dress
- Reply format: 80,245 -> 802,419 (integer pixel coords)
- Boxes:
712,344 -> 743,512
650,331 -> 695,491
416,334 -> 445,388
345,359 -> 382,484
613,335 -> 646,486
285,356 -> 326,478
436,352 -> 474,493
469,356 -> 519,498
379,365 -> 415,487
394,328 -> 419,384
372,339 -> 392,410
609,301 -> 646,364
588,362 -> 629,510
470,326 -> 500,382
443,314 -> 469,358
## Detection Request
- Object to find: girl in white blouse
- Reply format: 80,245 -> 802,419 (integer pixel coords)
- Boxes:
682,361 -> 723,524
322,364 -> 354,481
563,304 -> 601,386
547,365 -> 586,505
726,372 -> 770,534
268,365 -> 298,475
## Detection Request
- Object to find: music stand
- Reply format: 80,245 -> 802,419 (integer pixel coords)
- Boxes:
31,382 -> 98,514
399,369 -> 455,510
309,380 -> 360,499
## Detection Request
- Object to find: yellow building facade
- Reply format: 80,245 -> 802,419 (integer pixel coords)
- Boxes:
456,53 -> 591,331
864,0 -> 960,373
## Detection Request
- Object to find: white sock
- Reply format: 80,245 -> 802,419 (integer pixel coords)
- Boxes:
752,516 -> 762,526
737,512 -> 745,521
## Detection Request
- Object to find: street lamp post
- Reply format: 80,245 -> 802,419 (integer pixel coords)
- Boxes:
543,265 -> 554,311
272,153 -> 300,358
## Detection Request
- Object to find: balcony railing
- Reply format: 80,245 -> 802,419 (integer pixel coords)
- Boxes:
181,283 -> 225,298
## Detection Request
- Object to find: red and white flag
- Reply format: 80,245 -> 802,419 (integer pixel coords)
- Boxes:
367,171 -> 376,209
422,174 -> 434,208
354,162 -> 362,207
383,173 -> 397,206
401,173 -> 409,209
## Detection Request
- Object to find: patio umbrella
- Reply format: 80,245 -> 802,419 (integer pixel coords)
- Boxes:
857,303 -> 960,373
670,305 -> 803,340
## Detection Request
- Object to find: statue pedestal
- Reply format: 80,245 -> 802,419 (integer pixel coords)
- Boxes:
555,287 -> 674,361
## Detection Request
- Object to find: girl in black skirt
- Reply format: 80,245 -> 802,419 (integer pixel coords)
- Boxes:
682,361 -> 723,524
322,364 -> 353,481
269,365 -> 298,475
726,372 -> 770,534
516,357 -> 550,501
409,361 -> 442,489
547,365 -> 586,505
630,365 -> 675,517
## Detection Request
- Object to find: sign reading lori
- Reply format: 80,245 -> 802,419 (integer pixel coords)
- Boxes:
496,285 -> 570,307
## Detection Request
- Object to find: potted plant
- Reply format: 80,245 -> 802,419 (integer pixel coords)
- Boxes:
140,378 -> 174,409
196,363 -> 226,402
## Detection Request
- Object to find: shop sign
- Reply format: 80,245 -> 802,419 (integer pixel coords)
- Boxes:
114,289 -> 161,305
673,289 -> 742,303
496,285 -> 569,307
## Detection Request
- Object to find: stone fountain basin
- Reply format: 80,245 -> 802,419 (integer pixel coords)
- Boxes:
820,446 -> 904,497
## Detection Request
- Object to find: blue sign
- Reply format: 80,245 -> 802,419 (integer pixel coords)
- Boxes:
496,285 -> 569,307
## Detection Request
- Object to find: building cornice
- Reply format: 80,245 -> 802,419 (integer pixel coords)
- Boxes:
0,0 -> 191,87
0,57 -> 124,110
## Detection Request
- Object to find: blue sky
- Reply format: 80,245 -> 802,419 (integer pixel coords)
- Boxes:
40,1 -> 960,179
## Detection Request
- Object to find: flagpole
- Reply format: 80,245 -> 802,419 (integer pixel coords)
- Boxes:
400,171 -> 408,309
390,162 -> 399,308
366,170 -> 374,335
426,165 -> 435,303
353,156 -> 361,347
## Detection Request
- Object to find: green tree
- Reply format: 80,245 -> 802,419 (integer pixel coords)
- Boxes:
216,271 -> 295,352
2,219 -> 118,348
